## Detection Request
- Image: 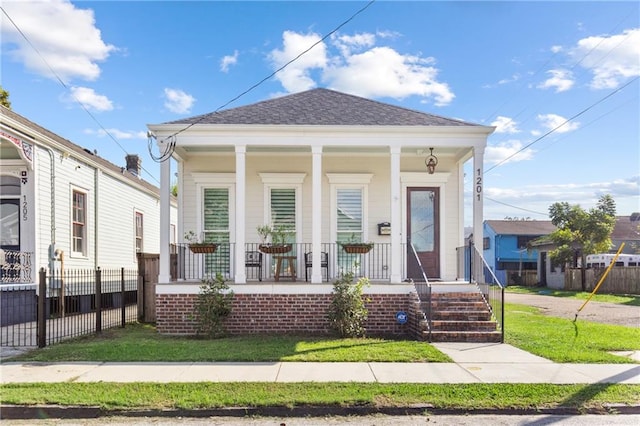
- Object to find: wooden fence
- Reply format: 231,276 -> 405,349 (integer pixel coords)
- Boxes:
565,268 -> 640,294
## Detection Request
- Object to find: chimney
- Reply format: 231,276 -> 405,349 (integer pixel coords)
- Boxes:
125,154 -> 141,176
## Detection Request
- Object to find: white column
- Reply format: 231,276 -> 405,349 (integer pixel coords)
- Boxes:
158,158 -> 171,284
234,145 -> 247,283
389,146 -> 402,283
311,146 -> 323,283
472,146 -> 485,253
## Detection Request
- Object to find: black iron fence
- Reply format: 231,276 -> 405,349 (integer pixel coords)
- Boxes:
173,242 -> 401,282
0,250 -> 33,284
1,267 -> 138,349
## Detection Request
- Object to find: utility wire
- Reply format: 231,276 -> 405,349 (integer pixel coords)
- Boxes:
1,6 -> 160,184
149,0 -> 377,162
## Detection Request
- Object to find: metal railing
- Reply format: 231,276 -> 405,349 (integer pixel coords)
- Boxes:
1,267 -> 138,348
173,242 -> 400,282
464,241 -> 505,342
408,243 -> 432,341
0,250 -> 33,284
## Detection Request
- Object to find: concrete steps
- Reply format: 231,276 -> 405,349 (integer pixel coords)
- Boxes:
418,292 -> 502,343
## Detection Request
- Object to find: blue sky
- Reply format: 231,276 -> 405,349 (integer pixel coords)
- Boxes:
2,0 -> 639,223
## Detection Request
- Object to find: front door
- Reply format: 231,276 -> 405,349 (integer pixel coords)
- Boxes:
406,187 -> 440,281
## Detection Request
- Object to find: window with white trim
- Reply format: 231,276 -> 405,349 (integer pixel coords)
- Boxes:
203,187 -> 230,275
135,211 -> 143,253
269,188 -> 296,244
336,188 -> 363,244
72,190 -> 87,255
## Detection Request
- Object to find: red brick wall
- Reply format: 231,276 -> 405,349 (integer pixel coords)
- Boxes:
156,292 -> 415,337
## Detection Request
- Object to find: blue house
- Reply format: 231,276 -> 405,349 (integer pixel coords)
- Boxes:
483,220 -> 556,285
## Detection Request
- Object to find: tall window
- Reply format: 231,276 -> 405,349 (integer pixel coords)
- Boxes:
336,188 -> 363,244
270,188 -> 296,244
203,188 -> 230,275
72,190 -> 86,255
135,212 -> 143,253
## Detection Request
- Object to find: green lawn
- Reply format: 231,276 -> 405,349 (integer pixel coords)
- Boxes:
1,382 -> 638,411
505,285 -> 640,306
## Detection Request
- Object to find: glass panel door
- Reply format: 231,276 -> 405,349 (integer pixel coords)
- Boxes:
407,187 -> 440,280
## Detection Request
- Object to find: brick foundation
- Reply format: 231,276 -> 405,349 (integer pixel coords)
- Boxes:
156,292 -> 415,338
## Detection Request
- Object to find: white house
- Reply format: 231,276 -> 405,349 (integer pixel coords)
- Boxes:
148,89 -> 495,338
0,105 -> 176,288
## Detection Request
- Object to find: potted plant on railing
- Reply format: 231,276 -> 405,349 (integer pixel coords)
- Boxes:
339,234 -> 374,254
185,231 -> 218,254
257,224 -> 292,254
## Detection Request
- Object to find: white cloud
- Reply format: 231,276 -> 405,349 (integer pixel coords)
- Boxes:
491,116 -> 520,134
65,86 -> 113,112
220,50 -> 239,73
84,128 -> 146,139
1,0 -> 115,82
537,113 -> 580,133
570,28 -> 640,89
485,140 -> 535,165
268,30 -> 455,106
537,69 -> 574,92
163,88 -> 195,114
268,31 -> 327,93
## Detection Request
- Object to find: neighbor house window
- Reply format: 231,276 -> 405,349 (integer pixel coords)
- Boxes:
135,212 -> 143,253
483,237 -> 490,250
72,190 -> 87,255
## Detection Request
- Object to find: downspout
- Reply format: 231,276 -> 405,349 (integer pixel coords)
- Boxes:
38,144 -> 57,273
94,168 -> 99,268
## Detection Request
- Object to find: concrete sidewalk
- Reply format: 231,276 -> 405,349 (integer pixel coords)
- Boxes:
2,343 -> 639,384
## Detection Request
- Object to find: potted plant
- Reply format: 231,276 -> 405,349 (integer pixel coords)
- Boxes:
339,233 -> 374,254
185,231 -> 218,254
257,224 -> 292,254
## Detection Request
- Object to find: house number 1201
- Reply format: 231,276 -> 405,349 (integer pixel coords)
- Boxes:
475,168 -> 483,201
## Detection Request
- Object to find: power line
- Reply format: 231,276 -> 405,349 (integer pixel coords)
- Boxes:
1,6 -> 160,185
485,75 -> 639,174
485,197 -> 548,217
149,0 -> 377,163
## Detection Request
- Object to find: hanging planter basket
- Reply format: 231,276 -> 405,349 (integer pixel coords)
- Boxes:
341,244 -> 373,254
259,244 -> 292,254
189,244 -> 218,254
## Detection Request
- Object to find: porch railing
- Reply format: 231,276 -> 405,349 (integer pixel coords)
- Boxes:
0,250 -> 34,284
460,241 -> 505,342
172,242 -> 402,282
409,243 -> 432,342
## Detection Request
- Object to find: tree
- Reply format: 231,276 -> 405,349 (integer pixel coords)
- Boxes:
0,85 -> 11,109
547,194 -> 616,290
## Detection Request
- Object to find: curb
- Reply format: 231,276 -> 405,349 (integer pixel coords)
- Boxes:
2,404 -> 640,420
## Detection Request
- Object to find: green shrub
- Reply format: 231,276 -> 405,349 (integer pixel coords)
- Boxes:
327,272 -> 369,337
194,273 -> 234,338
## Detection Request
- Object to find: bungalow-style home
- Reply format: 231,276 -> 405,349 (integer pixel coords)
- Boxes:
148,88 -> 496,339
535,214 -> 640,289
0,106 -> 176,324
483,220 -> 557,285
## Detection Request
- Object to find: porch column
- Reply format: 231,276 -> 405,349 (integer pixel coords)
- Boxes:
472,146 -> 484,252
311,146 -> 323,283
234,145 -> 247,283
158,157 -> 171,284
389,146 -> 402,283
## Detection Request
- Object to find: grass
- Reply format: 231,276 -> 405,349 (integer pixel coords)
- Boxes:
505,303 -> 640,363
7,323 -> 451,363
505,285 -> 640,306
1,382 -> 638,411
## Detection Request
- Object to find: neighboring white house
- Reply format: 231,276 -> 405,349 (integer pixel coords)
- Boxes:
147,88 -> 495,337
0,105 -> 176,287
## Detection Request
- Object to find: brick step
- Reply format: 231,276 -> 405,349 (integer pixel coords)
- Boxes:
430,320 -> 497,332
426,330 -> 502,343
431,310 -> 492,321
426,302 -> 488,311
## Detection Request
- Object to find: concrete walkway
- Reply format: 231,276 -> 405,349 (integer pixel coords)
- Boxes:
2,342 -> 639,384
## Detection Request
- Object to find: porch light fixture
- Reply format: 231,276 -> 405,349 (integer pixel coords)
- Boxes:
425,147 -> 438,174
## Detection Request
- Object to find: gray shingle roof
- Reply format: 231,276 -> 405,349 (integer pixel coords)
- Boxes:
485,220 -> 557,236
164,88 -> 480,126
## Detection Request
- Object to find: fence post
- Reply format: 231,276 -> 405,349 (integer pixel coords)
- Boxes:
37,268 -> 47,348
468,239 -> 473,283
95,267 -> 102,333
121,267 -> 126,327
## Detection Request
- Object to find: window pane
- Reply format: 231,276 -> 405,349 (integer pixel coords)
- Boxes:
337,188 -> 362,233
72,191 -> 86,254
203,188 -> 229,243
271,189 -> 295,229
410,190 -> 435,252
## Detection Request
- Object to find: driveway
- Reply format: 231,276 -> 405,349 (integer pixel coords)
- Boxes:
505,292 -> 639,328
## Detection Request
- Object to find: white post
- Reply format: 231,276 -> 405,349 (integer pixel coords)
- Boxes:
472,146 -> 485,279
311,146 -> 323,283
158,158 -> 171,284
235,145 -> 247,283
390,146 -> 402,283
